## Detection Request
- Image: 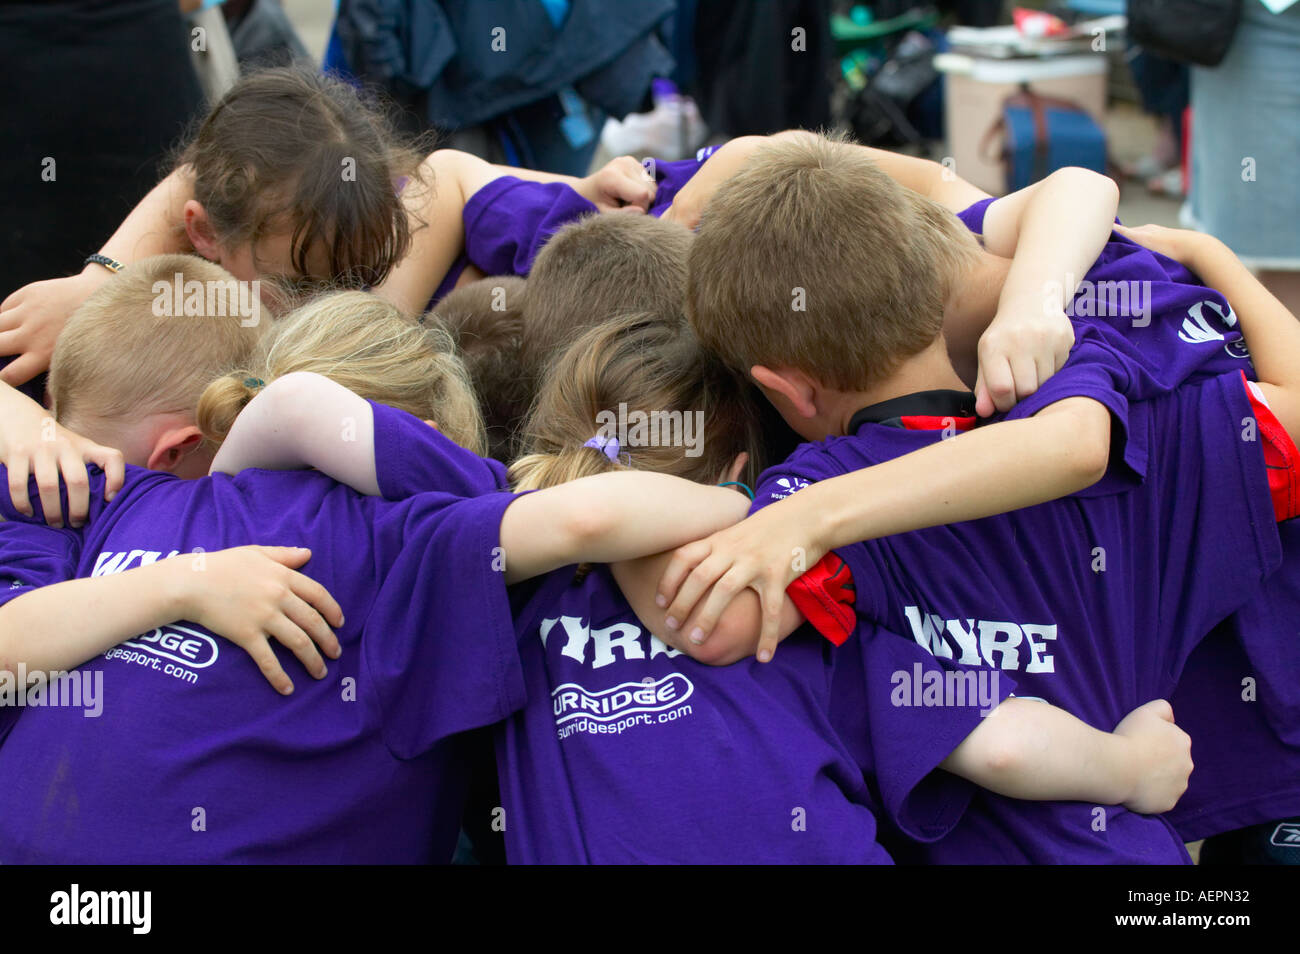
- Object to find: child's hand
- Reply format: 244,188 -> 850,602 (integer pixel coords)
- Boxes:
974,301 -> 1075,417
0,270 -> 107,386
175,546 -> 344,696
1112,223 -> 1222,271
1,386 -> 125,527
657,497 -> 828,663
1113,699 -> 1193,815
580,156 -> 657,212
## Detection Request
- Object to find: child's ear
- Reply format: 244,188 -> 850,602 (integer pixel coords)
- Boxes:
724,451 -> 749,485
183,200 -> 222,261
751,365 -> 818,419
422,419 -> 440,431
146,425 -> 205,475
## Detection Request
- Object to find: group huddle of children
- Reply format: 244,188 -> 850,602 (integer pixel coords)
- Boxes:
0,67 -> 1297,865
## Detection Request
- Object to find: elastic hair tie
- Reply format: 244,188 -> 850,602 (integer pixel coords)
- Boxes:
719,481 -> 754,499
244,377 -> 265,391
582,434 -> 621,463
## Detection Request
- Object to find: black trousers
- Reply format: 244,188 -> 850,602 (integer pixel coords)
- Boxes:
0,0 -> 204,296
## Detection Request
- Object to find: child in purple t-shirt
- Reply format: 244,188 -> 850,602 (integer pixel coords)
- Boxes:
226,308 -> 1201,863
0,296 -> 756,865
661,134 -> 1300,862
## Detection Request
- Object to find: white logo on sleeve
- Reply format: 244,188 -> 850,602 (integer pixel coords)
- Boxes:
768,476 -> 810,501
1178,300 -> 1236,345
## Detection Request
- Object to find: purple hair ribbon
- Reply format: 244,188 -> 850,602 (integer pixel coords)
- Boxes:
583,434 -> 621,462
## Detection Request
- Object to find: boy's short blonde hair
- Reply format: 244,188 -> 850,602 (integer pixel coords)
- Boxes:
50,254 -> 264,431
523,212 -> 692,373
686,133 -> 980,391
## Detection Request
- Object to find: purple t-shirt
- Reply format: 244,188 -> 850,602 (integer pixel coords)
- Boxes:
458,147 -> 717,281
960,197 -> 1300,838
0,460 -> 524,864
368,410 -> 892,864
497,563 -> 893,864
756,373 -> 1280,862
370,400 -> 507,496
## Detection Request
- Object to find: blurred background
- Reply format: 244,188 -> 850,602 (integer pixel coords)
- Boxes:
4,0 -> 1295,307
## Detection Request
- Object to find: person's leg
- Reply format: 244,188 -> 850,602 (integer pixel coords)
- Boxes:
1188,3 -> 1300,275
0,0 -> 203,294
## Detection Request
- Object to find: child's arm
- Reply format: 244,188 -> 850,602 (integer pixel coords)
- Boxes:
378,150 -> 655,315
0,166 -> 195,386
1115,223 -> 1300,443
612,551 -> 806,666
210,372 -> 381,495
659,396 -> 1111,660
965,167 -> 1120,415
0,545 -> 344,696
0,386 -> 126,527
498,473 -> 751,585
663,131 -> 991,230
663,134 -> 1116,414
944,697 -> 1191,814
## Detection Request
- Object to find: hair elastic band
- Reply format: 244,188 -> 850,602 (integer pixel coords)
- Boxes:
719,481 -> 754,499
583,434 -> 621,463
244,377 -> 266,391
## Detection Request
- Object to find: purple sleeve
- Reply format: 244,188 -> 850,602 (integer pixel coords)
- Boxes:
369,400 -> 507,499
0,521 -> 80,742
834,617 -> 1016,842
955,197 -> 995,236
646,153 -> 711,216
1004,326 -> 1148,485
364,490 -> 527,759
463,177 -> 598,277
0,521 -> 79,610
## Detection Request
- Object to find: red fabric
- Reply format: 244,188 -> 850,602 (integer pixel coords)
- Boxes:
787,552 -> 857,646
1243,372 -> 1300,522
897,414 -> 976,433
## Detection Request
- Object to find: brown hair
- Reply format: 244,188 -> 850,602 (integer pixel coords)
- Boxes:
50,254 -> 264,433
686,132 -> 980,391
523,212 -> 693,375
196,290 -> 486,455
177,66 -> 427,288
509,311 -> 763,492
435,276 -> 531,463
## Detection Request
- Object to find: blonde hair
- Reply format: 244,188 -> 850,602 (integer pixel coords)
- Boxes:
196,290 -> 486,455
50,254 -> 264,431
509,311 -> 762,492
686,131 -> 981,391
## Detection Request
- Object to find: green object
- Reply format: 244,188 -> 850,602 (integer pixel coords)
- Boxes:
830,9 -> 940,56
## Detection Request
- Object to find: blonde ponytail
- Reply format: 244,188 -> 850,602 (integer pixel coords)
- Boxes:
197,290 -> 487,454
196,372 -> 264,445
